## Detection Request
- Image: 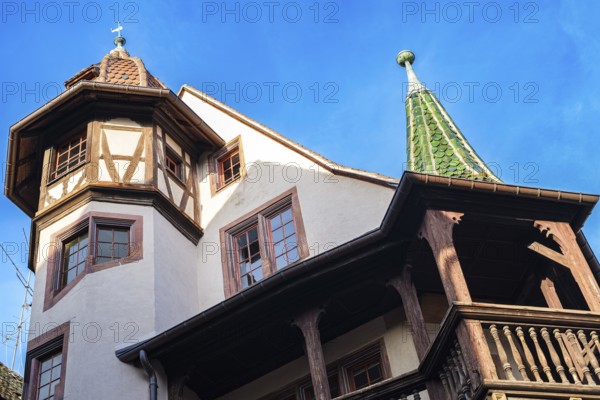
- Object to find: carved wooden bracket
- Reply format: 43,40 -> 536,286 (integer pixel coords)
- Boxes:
419,210 -> 471,303
531,220 -> 600,312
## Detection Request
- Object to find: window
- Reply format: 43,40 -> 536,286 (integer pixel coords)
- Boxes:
266,341 -> 388,400
346,354 -> 384,390
165,148 -> 184,180
210,136 -> 245,194
96,226 -> 130,264
45,212 -> 143,311
62,232 -> 89,286
24,322 -> 69,400
221,188 -> 308,296
51,132 -> 87,180
218,148 -> 241,187
36,351 -> 63,400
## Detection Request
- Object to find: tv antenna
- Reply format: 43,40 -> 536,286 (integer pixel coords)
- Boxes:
0,228 -> 33,371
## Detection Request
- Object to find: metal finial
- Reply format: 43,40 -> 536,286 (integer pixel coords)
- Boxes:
396,50 -> 425,96
396,50 -> 415,67
111,22 -> 126,48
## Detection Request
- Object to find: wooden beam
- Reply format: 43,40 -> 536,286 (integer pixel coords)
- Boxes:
387,265 -> 430,360
419,210 -> 471,303
534,221 -> 600,312
293,308 -> 331,400
528,242 -> 569,268
540,277 -> 563,309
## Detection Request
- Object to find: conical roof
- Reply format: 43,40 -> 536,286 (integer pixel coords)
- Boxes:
397,50 -> 500,182
64,34 -> 166,89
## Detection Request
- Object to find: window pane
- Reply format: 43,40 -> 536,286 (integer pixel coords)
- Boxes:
272,227 -> 284,243
66,268 -> 77,284
97,228 -> 112,242
38,385 -> 49,399
270,215 -> 282,229
40,370 -> 51,386
274,241 -> 286,257
276,255 -> 287,269
251,267 -> 263,282
368,363 -> 383,383
248,227 -> 258,243
249,241 -> 260,256
96,256 -> 111,264
281,208 -> 293,224
353,368 -> 368,389
287,247 -> 299,263
97,243 -> 111,258
115,244 -> 129,258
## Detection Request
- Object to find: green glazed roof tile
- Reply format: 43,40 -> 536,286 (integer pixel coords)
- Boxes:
397,50 -> 501,183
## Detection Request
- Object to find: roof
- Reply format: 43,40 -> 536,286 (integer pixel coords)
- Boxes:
0,362 -> 22,400
179,85 -> 399,188
64,46 -> 166,89
117,172 -> 600,363
397,50 -> 501,182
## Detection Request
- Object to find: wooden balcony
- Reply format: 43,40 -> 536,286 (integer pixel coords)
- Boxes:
420,302 -> 600,400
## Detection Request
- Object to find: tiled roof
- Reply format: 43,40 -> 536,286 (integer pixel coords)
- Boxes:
0,362 -> 22,400
65,47 -> 166,89
398,51 -> 501,182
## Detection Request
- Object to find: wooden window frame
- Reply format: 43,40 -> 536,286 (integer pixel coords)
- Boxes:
44,212 -> 143,311
220,187 -> 308,297
23,322 -> 70,400
48,127 -> 89,183
209,136 -> 246,195
262,340 -> 390,400
165,146 -> 184,181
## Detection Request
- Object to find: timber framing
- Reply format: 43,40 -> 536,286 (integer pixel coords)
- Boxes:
5,81 -> 225,217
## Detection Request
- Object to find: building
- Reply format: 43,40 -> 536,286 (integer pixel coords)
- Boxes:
5,34 -> 600,400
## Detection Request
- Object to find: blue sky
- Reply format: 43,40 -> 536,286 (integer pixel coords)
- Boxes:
1,0 -> 599,371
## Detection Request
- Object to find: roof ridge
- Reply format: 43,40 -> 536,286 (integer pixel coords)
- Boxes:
179,85 -> 398,188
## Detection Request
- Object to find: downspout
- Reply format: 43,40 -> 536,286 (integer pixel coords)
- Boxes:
139,349 -> 158,400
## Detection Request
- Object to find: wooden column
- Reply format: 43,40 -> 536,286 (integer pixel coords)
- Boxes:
530,221 -> 600,312
293,308 -> 331,400
419,210 -> 471,303
388,265 -> 430,360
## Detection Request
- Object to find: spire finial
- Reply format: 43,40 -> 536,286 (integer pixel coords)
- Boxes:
111,22 -> 126,48
396,50 -> 426,97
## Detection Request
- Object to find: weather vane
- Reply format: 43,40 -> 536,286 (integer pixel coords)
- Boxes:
111,21 -> 126,48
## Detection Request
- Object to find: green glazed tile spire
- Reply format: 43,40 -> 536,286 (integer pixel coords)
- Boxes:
397,50 -> 501,182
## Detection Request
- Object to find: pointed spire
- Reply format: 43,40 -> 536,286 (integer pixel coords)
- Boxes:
397,50 -> 501,182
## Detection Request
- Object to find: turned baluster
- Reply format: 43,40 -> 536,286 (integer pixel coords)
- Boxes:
553,329 -> 581,384
447,360 -> 465,400
444,364 -> 459,400
439,372 -> 454,400
502,326 -> 529,381
566,329 -> 595,385
413,390 -> 422,400
540,328 -> 569,383
490,325 -> 516,380
529,327 -> 555,382
450,348 -> 471,400
515,326 -> 543,382
591,332 -> 600,352
578,330 -> 600,381
400,394 -> 408,400
454,342 -> 473,392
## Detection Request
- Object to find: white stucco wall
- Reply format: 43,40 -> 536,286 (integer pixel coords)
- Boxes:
181,90 -> 396,313
28,201 -> 178,400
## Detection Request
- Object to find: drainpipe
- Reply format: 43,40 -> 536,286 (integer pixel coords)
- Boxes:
139,349 -> 158,400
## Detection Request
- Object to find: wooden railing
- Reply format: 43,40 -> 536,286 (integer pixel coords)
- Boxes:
420,302 -> 600,400
487,323 -> 600,385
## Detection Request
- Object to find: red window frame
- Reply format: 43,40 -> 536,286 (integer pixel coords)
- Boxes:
35,351 -> 63,400
233,224 -> 263,289
346,354 -> 385,391
62,232 -> 89,287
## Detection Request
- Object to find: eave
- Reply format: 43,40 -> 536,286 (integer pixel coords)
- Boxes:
115,172 -> 599,397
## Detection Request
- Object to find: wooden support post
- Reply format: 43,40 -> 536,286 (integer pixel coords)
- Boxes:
293,308 -> 331,400
419,210 -> 471,303
533,221 -> 600,312
456,320 -> 498,381
388,265 -> 430,360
